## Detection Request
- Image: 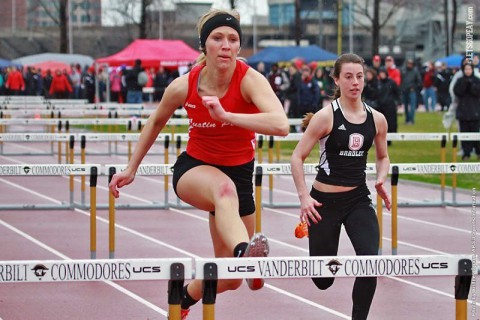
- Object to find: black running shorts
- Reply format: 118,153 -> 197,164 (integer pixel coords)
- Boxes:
172,151 -> 255,216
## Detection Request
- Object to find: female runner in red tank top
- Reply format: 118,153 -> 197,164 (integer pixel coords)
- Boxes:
109,9 -> 289,319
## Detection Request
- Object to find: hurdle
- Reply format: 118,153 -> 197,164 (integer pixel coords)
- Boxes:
0,164 -> 99,210
1,255 -> 474,319
0,132 -> 70,156
0,257 -> 191,320
195,254 -> 475,320
103,164 -> 173,211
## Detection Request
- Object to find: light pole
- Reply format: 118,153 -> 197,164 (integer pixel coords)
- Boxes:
12,0 -> 16,34
349,0 -> 353,53
158,0 -> 163,39
68,0 -> 73,53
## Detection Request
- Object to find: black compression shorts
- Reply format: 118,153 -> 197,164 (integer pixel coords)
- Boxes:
172,151 -> 255,216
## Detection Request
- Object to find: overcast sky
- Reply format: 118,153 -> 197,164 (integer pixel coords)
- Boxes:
101,0 -> 268,26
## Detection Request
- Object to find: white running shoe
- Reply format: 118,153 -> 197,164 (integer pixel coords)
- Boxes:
244,233 -> 269,290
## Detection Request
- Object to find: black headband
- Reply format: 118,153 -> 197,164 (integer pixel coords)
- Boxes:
199,14 -> 242,49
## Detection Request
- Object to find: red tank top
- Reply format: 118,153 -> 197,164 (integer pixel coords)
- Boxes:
184,60 -> 258,166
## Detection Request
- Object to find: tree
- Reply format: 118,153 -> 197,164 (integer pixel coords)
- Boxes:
353,0 -> 406,56
105,0 -> 155,39
450,0 -> 457,56
29,0 -> 69,53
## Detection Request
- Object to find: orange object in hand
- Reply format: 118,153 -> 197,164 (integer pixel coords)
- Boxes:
294,221 -> 309,238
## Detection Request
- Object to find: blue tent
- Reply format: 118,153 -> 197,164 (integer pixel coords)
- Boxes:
0,58 -> 21,69
436,54 -> 463,68
247,45 -> 337,67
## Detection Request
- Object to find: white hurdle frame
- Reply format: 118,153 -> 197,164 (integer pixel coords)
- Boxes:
0,255 -> 475,320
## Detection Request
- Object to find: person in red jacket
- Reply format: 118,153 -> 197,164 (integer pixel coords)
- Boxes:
385,56 -> 401,86
5,67 -> 25,95
49,69 -> 73,99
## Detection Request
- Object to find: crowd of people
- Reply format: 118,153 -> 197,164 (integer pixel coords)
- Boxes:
0,62 -> 181,104
254,54 -> 479,159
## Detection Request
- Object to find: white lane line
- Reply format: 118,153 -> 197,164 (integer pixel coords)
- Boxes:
0,219 -> 168,317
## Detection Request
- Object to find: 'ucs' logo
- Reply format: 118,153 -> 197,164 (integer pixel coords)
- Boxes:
421,262 -> 448,269
228,266 -> 255,273
132,266 -> 162,273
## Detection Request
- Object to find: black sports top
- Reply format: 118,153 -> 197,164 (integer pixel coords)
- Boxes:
315,99 -> 377,187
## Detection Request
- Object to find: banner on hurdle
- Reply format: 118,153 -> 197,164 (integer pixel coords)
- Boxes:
254,162 -> 480,175
195,255 -> 473,280
106,164 -> 174,176
0,133 -> 71,142
0,258 -> 192,283
0,164 -> 99,176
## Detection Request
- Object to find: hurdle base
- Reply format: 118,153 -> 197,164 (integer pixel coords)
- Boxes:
0,203 -> 72,210
168,201 -> 194,209
95,203 -> 169,210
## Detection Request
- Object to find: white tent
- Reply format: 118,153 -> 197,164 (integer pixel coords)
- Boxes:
12,53 -> 94,69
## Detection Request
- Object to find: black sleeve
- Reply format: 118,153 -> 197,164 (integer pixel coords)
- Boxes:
453,77 -> 469,97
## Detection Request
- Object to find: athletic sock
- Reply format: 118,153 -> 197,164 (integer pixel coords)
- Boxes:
180,284 -> 199,310
233,242 -> 248,257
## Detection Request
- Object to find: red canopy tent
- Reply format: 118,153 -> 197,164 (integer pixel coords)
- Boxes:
28,60 -> 71,76
96,39 -> 200,68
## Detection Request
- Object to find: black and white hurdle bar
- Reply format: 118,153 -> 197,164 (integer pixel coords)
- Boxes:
0,255 -> 476,320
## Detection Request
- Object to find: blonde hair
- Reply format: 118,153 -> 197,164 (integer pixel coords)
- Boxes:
195,9 -> 241,66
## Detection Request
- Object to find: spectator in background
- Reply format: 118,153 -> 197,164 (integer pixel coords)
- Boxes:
143,67 -> 156,101
377,67 -> 401,146
70,64 -> 82,99
82,66 -> 96,103
110,67 -> 122,102
297,64 -> 320,119
313,66 -> 329,109
125,59 -> 144,103
43,69 -> 53,98
49,69 -> 73,99
422,61 -> 437,112
24,66 -> 38,96
453,61 -> 480,161
96,67 -> 108,102
153,66 -> 169,101
0,68 -> 5,95
362,67 -> 378,109
256,61 -> 266,77
284,62 -> 302,132
267,63 -> 290,106
5,66 -> 25,95
400,58 -> 422,124
35,68 -> 43,96
385,56 -> 401,86
371,55 -> 382,74
434,61 -> 452,112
